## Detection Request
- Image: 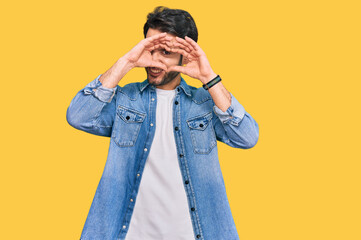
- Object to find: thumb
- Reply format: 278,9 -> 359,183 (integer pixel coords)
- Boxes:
149,62 -> 168,72
167,65 -> 185,73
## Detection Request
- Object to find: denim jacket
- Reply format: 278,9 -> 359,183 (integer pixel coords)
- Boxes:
66,74 -> 259,240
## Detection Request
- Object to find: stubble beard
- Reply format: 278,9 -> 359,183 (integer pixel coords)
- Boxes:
147,71 -> 180,87
146,56 -> 183,87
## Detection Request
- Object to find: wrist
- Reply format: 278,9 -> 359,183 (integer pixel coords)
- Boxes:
201,71 -> 218,84
99,57 -> 133,88
118,56 -> 135,72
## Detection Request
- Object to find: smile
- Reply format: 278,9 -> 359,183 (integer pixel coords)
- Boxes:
149,67 -> 163,74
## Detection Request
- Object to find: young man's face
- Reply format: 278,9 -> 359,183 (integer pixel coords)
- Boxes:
145,28 -> 183,89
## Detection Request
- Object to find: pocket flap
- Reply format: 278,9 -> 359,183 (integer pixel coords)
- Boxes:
186,112 -> 213,130
117,105 -> 146,123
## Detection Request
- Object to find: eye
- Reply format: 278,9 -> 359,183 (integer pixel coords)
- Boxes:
162,49 -> 171,55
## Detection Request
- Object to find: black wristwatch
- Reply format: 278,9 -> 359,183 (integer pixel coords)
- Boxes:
202,75 -> 222,90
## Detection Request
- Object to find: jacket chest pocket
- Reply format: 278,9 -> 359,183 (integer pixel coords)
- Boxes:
186,111 -> 216,154
112,105 -> 146,147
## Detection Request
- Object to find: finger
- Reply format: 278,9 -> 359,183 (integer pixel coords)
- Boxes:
170,42 -> 192,53
167,65 -> 186,74
147,36 -> 178,51
146,32 -> 167,41
143,40 -> 161,49
175,36 -> 196,52
161,39 -> 176,49
143,33 -> 167,47
147,43 -> 188,58
185,36 -> 202,53
152,37 -> 177,50
145,35 -> 166,44
145,37 -> 174,50
174,38 -> 199,57
147,43 -> 173,52
167,47 -> 191,59
163,35 -> 176,42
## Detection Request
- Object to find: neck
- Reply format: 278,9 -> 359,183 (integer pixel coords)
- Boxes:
155,74 -> 181,90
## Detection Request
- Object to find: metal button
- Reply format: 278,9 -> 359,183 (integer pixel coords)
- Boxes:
179,154 -> 184,157
175,127 -> 179,131
126,116 -> 130,120
175,101 -> 179,105
185,180 -> 189,184
191,207 -> 195,211
196,234 -> 201,238
123,225 -> 127,229
130,198 -> 133,202
144,148 -> 148,152
137,173 -> 140,177
150,123 -> 154,126
199,123 -> 203,128
152,98 -> 155,101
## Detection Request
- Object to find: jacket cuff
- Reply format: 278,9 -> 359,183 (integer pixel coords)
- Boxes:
83,74 -> 117,103
213,92 -> 246,126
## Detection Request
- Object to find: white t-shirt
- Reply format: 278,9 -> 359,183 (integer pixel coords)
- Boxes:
125,87 -> 194,240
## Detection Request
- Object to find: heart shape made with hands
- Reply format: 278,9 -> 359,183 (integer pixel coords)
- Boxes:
126,31 -> 215,82
145,35 -> 195,71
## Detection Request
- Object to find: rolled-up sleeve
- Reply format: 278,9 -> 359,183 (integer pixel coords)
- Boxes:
83,74 -> 117,103
66,74 -> 117,137
213,92 -> 246,126
212,92 -> 259,149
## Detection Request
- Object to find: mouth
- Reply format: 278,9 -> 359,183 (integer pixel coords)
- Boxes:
148,67 -> 164,77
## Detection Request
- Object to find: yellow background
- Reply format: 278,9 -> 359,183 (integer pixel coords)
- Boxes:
1,0 -> 360,239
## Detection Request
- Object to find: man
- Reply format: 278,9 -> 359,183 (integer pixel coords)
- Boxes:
67,6 -> 259,240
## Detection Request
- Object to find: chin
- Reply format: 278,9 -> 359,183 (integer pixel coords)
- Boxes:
148,73 -> 164,83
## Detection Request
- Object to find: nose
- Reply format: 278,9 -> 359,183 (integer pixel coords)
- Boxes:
151,49 -> 164,64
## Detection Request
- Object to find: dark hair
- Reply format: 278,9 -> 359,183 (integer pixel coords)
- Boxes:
143,6 -> 198,42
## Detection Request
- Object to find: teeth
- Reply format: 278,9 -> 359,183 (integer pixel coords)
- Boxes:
150,68 -> 162,73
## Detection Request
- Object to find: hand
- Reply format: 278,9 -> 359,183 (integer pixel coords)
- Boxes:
123,32 -> 170,71
165,36 -> 217,83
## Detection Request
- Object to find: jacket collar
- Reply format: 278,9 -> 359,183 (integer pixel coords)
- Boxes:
139,76 -> 192,97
